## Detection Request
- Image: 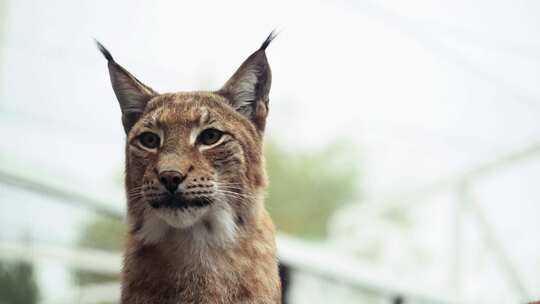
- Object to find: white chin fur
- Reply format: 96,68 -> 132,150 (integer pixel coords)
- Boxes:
193,202 -> 237,249
133,201 -> 237,249
156,206 -> 209,229
133,213 -> 169,245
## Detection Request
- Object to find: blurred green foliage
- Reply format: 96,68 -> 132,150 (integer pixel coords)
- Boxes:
0,261 -> 39,304
78,217 -> 126,252
73,217 -> 124,285
265,140 -> 360,238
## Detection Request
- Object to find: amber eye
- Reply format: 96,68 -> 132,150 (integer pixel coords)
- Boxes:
138,132 -> 160,149
198,128 -> 223,145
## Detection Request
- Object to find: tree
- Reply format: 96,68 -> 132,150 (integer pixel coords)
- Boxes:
265,140 -> 361,238
73,216 -> 124,285
0,260 -> 39,304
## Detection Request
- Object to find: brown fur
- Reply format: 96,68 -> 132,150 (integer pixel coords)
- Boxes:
97,33 -> 281,303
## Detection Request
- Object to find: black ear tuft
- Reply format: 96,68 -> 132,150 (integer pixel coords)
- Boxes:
95,39 -> 114,62
259,29 -> 279,51
217,31 -> 277,132
96,40 -> 157,133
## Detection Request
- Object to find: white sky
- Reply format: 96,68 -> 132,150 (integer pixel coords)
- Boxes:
1,0 -> 540,302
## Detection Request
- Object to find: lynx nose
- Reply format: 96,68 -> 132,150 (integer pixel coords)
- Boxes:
159,170 -> 185,193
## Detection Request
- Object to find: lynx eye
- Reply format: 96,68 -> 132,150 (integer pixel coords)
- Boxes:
198,128 -> 223,145
138,132 -> 160,149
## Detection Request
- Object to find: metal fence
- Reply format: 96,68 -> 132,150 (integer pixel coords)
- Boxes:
1,141 -> 539,303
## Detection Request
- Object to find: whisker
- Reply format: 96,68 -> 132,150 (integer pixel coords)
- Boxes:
221,196 -> 252,206
216,189 -> 256,200
213,182 -> 242,187
127,187 -> 144,194
128,195 -> 144,203
216,187 -> 255,197
214,184 -> 245,190
216,186 -> 245,192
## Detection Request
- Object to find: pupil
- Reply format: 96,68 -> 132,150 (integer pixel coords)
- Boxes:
141,133 -> 158,148
199,129 -> 222,145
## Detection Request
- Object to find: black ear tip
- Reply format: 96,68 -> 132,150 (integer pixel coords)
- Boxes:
259,29 -> 279,51
95,39 -> 114,62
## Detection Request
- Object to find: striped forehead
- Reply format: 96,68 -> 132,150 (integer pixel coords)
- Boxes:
153,104 -> 209,128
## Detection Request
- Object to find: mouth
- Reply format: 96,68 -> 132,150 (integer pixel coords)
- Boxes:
150,195 -> 211,210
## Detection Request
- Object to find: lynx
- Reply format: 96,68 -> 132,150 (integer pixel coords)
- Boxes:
97,32 -> 281,304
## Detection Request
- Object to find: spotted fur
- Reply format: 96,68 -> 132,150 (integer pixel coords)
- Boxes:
98,34 -> 280,303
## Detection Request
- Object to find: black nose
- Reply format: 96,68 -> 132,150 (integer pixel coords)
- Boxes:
159,170 -> 185,193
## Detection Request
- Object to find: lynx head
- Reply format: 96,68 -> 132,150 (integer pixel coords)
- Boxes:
98,32 -> 276,247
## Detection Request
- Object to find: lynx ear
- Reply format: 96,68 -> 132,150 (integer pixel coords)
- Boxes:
96,41 -> 157,133
217,31 -> 277,131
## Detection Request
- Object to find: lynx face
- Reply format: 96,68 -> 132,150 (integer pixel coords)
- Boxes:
98,33 -> 276,246
127,93 -> 264,231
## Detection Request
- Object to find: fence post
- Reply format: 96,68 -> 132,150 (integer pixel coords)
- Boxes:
459,181 -> 530,299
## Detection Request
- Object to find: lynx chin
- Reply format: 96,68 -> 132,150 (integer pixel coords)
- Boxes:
97,32 -> 281,304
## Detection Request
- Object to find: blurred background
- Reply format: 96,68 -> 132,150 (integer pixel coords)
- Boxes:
1,0 -> 540,303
